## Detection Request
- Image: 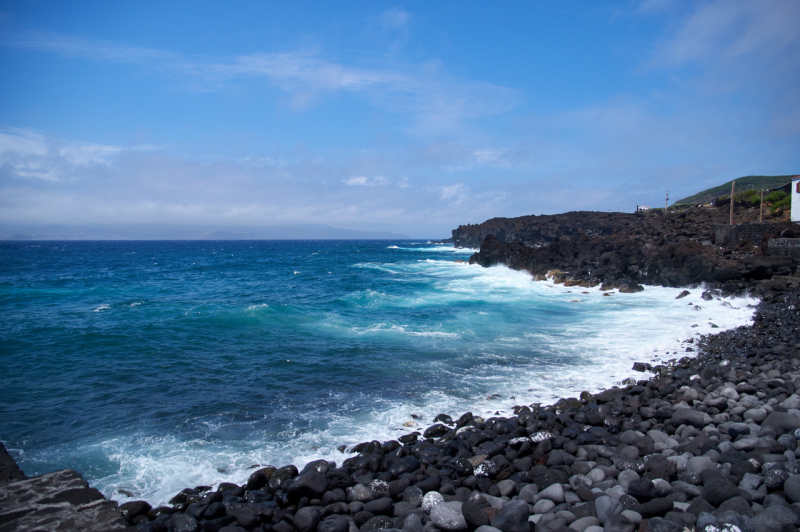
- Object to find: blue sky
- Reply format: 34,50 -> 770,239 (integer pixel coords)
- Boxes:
1,0 -> 798,237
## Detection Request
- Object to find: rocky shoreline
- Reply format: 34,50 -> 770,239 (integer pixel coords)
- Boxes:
3,286 -> 796,532
457,208 -> 799,298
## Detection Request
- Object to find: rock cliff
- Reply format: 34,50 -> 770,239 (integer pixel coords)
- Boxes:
458,207 -> 800,295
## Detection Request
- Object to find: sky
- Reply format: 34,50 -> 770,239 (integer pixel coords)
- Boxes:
1,0 -> 799,238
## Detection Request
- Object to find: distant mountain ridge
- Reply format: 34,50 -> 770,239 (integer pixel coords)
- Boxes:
1,224 -> 410,240
673,174 -> 796,206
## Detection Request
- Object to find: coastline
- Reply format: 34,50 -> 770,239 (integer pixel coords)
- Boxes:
2,285 -> 798,532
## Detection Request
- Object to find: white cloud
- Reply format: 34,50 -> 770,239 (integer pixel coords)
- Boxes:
0,127 -> 127,182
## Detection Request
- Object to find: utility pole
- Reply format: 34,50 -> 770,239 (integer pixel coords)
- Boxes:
760,189 -> 764,223
729,180 -> 735,225
665,191 -> 669,210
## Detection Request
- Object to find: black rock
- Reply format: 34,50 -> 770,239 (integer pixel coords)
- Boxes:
168,513 -> 200,532
288,471 -> 328,501
413,476 -> 440,493
461,499 -> 489,530
628,478 -> 656,501
387,456 -> 420,478
423,424 -> 449,439
717,495 -> 752,516
203,501 -> 226,520
318,515 -> 350,532
388,478 -> 410,499
702,479 -> 740,506
764,468 -> 790,490
452,456 -> 474,477
119,500 -> 152,520
326,469 -> 354,490
490,499 -> 530,532
364,497 -> 394,516
293,506 -> 323,532
322,489 -> 347,505
647,517 -> 684,532
359,515 -> 394,532
634,497 -> 673,518
353,511 -> 375,527
603,513 -> 635,532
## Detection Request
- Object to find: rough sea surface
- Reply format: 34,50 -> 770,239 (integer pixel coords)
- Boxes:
0,240 -> 758,505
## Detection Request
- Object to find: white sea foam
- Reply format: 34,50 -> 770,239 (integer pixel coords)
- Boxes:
93,304 -> 110,312
392,245 -> 477,254
90,261 -> 756,507
244,303 -> 269,312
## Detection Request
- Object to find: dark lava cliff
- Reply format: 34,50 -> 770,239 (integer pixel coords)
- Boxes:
455,207 -> 799,297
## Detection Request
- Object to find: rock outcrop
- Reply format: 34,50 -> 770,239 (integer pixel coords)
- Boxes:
458,207 -> 799,296
0,442 -> 132,531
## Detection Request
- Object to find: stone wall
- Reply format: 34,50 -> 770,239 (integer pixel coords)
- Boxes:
714,223 -> 773,247
769,238 -> 800,258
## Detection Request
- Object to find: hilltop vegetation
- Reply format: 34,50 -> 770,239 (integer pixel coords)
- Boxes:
673,174 -> 795,206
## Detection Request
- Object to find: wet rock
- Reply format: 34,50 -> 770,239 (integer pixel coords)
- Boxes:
119,500 -> 152,520
289,471 -> 328,501
423,424 -> 449,439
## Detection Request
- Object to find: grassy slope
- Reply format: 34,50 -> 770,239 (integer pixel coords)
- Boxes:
673,175 -> 797,206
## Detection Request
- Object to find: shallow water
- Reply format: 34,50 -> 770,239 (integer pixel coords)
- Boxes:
0,240 -> 757,505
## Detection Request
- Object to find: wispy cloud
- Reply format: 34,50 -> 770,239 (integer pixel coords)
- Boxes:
1,30 -> 517,136
647,0 -> 800,69
342,176 -> 389,186
380,8 -> 410,29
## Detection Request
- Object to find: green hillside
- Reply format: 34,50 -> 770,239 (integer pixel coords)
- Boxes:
673,175 -> 797,206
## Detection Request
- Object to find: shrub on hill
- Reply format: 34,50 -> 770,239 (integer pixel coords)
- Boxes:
766,190 -> 788,203
771,195 -> 791,213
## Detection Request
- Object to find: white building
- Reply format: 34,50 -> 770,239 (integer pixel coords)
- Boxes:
793,175 -> 800,222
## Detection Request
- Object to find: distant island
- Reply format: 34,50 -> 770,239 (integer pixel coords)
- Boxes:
0,224 -> 409,241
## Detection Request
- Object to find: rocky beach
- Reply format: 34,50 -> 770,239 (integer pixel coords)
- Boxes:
2,208 -> 799,532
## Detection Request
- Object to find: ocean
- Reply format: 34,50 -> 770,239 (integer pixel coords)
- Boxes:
0,240 -> 757,506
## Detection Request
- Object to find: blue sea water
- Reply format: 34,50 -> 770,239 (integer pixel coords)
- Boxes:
0,240 -> 757,505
